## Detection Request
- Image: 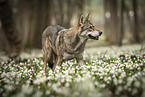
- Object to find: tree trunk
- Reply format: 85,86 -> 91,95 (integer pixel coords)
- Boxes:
0,0 -> 22,58
104,0 -> 119,45
119,0 -> 125,46
16,0 -> 31,47
53,0 -> 64,26
132,0 -> 140,43
64,0 -> 75,28
104,0 -> 110,42
76,0 -> 84,18
32,0 -> 51,48
138,0 -> 145,41
16,0 -> 51,48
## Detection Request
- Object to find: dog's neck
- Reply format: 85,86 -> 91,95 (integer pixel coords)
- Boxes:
64,25 -> 88,53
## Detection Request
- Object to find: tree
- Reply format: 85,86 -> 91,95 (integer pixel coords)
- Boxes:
15,0 -> 52,48
138,0 -> 145,42
0,0 -> 22,58
132,0 -> 140,43
119,0 -> 125,46
104,0 -> 119,45
0,0 -> 86,49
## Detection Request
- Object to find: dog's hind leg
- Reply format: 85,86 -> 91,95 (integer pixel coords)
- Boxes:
53,56 -> 63,70
43,48 -> 52,74
76,55 -> 84,66
48,51 -> 56,69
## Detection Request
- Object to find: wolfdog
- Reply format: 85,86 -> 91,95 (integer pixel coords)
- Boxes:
42,14 -> 103,72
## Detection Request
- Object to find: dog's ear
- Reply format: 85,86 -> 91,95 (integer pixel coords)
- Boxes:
78,15 -> 84,26
84,13 -> 90,22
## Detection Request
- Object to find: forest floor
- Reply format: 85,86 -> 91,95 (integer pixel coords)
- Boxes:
0,43 -> 145,97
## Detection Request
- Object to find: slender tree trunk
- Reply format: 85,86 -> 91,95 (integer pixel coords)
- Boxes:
132,0 -> 140,43
119,0 -> 125,46
138,0 -> 145,41
104,0 -> 110,42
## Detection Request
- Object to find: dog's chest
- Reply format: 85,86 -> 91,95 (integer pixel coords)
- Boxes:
62,52 -> 80,60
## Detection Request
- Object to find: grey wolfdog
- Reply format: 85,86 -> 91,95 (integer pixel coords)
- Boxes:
42,14 -> 103,72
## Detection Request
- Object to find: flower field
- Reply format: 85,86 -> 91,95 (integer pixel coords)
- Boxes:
0,44 -> 145,97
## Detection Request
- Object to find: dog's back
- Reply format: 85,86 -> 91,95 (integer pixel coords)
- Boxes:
42,25 -> 65,49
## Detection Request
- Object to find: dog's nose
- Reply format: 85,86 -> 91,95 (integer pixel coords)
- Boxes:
99,31 -> 103,36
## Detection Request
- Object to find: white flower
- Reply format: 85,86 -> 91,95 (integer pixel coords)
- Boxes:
100,84 -> 106,88
113,78 -> 118,85
46,90 -> 50,95
115,86 -> 123,95
118,79 -> 123,84
4,85 -> 14,91
132,88 -> 138,95
128,88 -> 132,92
104,77 -> 108,82
93,77 -> 95,80
137,67 -> 141,70
52,83 -> 58,91
22,84 -> 33,95
61,79 -> 65,83
110,70 -> 115,74
112,75 -> 115,78
100,76 -> 103,79
34,76 -> 46,84
66,78 -> 72,82
108,76 -> 111,80
94,81 -> 99,86
120,72 -> 126,78
105,69 -> 109,72
32,91 -> 43,97
134,81 -> 141,88
118,69 -> 122,73
65,83 -> 70,87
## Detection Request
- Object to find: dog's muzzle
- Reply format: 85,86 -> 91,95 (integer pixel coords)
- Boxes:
88,31 -> 103,40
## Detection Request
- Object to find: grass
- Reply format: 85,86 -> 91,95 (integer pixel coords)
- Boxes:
0,44 -> 145,97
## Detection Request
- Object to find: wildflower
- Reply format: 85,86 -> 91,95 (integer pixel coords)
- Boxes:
112,74 -> 115,78
46,90 -> 50,95
118,79 -> 123,84
132,88 -> 138,95
65,82 -> 70,87
115,86 -> 123,95
104,77 -> 108,82
32,91 -> 43,97
134,81 -> 141,88
22,84 -> 33,95
100,84 -> 106,88
100,76 -> 103,79
110,70 -> 115,74
113,78 -> 118,85
94,81 -> 99,86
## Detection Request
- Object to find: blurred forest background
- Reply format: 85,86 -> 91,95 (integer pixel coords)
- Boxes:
0,0 -> 145,57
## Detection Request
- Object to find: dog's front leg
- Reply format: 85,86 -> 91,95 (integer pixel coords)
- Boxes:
76,56 -> 84,66
53,56 -> 63,70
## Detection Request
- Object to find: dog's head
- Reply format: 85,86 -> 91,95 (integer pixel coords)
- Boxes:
77,14 -> 103,40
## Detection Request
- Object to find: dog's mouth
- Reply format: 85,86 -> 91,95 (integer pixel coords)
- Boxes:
88,34 -> 99,40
